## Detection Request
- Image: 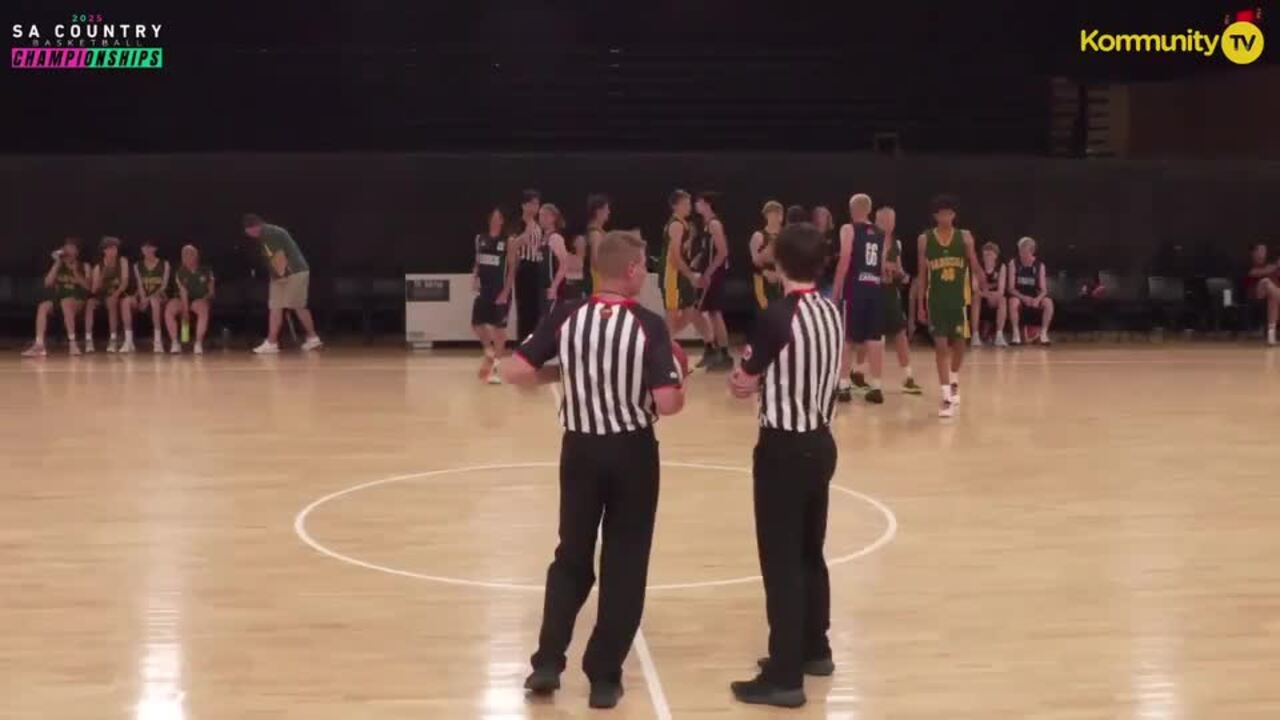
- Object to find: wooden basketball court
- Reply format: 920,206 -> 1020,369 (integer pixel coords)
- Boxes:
6,345 -> 1280,718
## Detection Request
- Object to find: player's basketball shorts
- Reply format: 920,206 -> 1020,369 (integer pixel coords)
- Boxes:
927,296 -> 969,340
471,294 -> 509,328
269,271 -> 310,310
881,285 -> 906,336
845,292 -> 884,343
1013,300 -> 1044,324
662,266 -> 697,311
698,268 -> 726,313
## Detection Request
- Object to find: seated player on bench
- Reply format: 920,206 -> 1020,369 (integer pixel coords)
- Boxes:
1007,236 -> 1053,345
1245,242 -> 1280,346
970,242 -> 1008,347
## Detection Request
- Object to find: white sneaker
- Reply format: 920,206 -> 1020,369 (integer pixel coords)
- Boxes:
119,339 -> 135,354
252,340 -> 280,355
21,343 -> 47,358
84,340 -> 96,354
971,337 -> 983,348
170,343 -> 182,355
1269,330 -> 1278,346
106,339 -> 118,353
938,399 -> 956,418
1011,331 -> 1022,345
69,341 -> 81,356
301,336 -> 324,351
153,340 -> 164,354
950,384 -> 961,405
193,343 -> 204,355
994,335 -> 1009,347
1039,333 -> 1052,346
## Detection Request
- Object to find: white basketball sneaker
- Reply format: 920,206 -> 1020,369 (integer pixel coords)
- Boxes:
252,340 -> 280,354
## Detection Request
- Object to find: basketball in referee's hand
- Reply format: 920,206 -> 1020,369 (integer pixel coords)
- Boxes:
671,341 -> 690,380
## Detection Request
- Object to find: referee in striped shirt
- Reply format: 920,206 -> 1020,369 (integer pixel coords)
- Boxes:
501,230 -> 686,710
728,222 -> 844,708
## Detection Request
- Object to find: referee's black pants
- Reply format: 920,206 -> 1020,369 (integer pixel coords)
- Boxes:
531,428 -> 660,683
753,426 -> 838,689
515,260 -> 543,341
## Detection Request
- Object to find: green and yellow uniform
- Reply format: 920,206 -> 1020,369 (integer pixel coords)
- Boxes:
752,228 -> 783,310
175,265 -> 214,301
660,216 -> 697,311
94,259 -> 126,298
137,257 -> 170,298
881,237 -> 908,335
924,227 -> 972,339
48,260 -> 89,301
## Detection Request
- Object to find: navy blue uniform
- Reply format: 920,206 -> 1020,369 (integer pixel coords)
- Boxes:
1010,258 -> 1045,320
472,233 -> 510,328
843,222 -> 885,342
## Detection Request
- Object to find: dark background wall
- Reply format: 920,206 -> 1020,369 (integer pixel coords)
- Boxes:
3,153 -> 1278,286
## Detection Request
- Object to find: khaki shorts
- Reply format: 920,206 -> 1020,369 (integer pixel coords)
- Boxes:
269,271 -> 310,310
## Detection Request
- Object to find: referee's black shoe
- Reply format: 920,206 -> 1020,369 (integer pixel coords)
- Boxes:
756,655 -> 836,676
730,675 -> 806,708
523,667 -> 561,695
588,681 -> 624,709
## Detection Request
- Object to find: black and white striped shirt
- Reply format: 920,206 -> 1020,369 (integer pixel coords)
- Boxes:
516,296 -> 681,434
741,288 -> 844,431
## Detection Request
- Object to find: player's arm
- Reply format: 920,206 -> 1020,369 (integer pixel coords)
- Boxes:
178,278 -> 190,314
503,303 -> 566,386
161,261 -> 171,295
1008,260 -> 1030,302
730,305 -> 786,398
90,264 -> 103,294
497,236 -> 518,304
964,231 -> 986,292
1247,263 -> 1277,278
114,258 -> 129,298
915,233 -> 929,317
997,264 -> 1008,297
832,225 -> 853,303
43,257 -> 60,288
270,249 -> 288,278
705,219 -> 729,275
667,222 -> 698,282
640,316 -> 685,415
206,272 -> 217,301
1035,261 -> 1048,302
548,234 -> 568,297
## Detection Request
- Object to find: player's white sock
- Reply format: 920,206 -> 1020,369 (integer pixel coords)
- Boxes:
949,371 -> 959,385
903,365 -> 913,379
125,330 -> 134,341
870,378 -> 882,390
838,378 -> 851,391
940,384 -> 952,401
1268,325 -> 1277,344
109,333 -> 117,342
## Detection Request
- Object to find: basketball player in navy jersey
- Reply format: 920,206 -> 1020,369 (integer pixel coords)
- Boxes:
541,204 -> 583,314
472,206 -> 516,383
971,242 -> 1009,347
1007,236 -> 1053,345
832,194 -> 886,404
694,191 -> 733,370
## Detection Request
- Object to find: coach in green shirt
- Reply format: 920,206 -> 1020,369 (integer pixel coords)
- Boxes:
243,213 -> 324,354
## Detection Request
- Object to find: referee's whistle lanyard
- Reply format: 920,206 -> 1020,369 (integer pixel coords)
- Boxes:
786,285 -> 817,296
592,291 -> 634,305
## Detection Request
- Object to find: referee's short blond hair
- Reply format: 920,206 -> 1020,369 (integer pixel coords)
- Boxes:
595,230 -> 646,279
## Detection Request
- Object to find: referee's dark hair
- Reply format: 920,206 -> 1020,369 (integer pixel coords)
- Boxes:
930,193 -> 959,214
521,188 -> 542,205
774,222 -> 827,283
668,189 -> 691,208
785,204 -> 808,225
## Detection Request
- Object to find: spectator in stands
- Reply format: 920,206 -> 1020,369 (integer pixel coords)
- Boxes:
22,237 -> 91,357
812,205 -> 837,297
1007,236 -> 1053,345
1245,242 -> 1279,345
970,242 -> 1008,347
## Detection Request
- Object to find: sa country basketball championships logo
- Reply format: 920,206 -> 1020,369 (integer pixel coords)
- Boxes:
10,13 -> 164,70
1079,12 -> 1264,65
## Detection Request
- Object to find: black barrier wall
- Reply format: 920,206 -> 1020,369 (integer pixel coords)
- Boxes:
2,153 -> 1279,290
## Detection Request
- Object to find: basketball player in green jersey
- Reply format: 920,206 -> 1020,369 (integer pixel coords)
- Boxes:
129,240 -> 171,353
22,237 -> 91,357
165,244 -> 216,355
917,194 -> 985,418
85,236 -> 131,353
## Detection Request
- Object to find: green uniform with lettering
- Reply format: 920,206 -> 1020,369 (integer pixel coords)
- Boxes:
176,265 -> 214,301
925,228 -> 971,340
94,259 -> 126,298
881,237 -> 908,335
137,258 -> 169,298
259,224 -> 309,276
48,260 -> 89,301
660,216 -> 697,311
